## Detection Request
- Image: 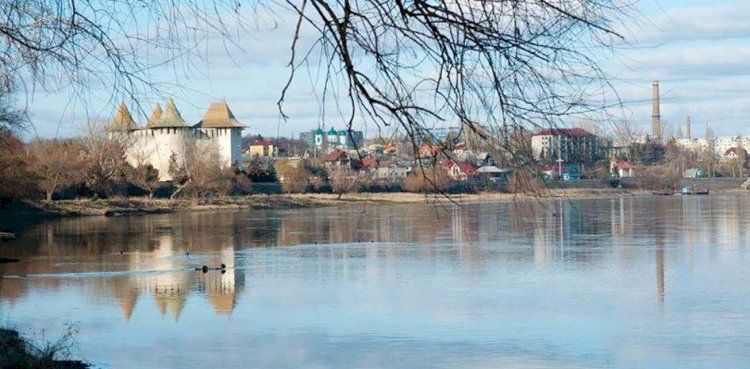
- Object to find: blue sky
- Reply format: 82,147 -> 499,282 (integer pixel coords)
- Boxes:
21,0 -> 750,139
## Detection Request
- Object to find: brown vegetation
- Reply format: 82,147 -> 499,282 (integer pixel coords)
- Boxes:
80,127 -> 128,198
639,165 -> 680,191
403,169 -> 452,194
0,131 -> 34,204
274,159 -> 312,194
507,170 -> 545,194
169,139 -> 234,199
26,139 -> 83,200
329,166 -> 361,199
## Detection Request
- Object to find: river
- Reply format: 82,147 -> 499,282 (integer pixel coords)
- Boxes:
1,196 -> 749,368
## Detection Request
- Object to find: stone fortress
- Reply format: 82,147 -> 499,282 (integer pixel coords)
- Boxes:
108,98 -> 245,180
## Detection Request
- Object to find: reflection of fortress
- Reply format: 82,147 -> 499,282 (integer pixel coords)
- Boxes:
3,198 -> 750,317
112,234 -> 244,321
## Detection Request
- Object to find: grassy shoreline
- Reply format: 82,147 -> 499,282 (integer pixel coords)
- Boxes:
0,328 -> 88,369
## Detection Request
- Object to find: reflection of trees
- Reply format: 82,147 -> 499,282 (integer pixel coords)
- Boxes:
2,213 -> 250,321
3,196 -> 749,316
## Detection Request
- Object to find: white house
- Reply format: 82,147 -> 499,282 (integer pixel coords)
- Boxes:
108,99 -> 245,181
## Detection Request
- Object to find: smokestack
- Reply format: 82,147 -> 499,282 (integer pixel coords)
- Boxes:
652,80 -> 661,140
686,115 -> 691,140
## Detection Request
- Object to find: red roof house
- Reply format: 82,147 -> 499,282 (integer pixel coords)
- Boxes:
441,160 -> 477,180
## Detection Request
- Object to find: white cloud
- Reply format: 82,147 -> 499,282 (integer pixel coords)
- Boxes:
624,2 -> 750,45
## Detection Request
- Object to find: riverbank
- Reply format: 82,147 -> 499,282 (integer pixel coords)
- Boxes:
1,188 -> 639,218
3,187 -> 749,220
0,328 -> 88,369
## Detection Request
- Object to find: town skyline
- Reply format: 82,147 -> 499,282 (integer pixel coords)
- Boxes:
17,0 -> 750,140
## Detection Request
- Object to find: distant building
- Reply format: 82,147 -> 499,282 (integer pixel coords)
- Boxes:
476,166 -> 511,183
441,160 -> 477,181
424,126 -> 461,142
531,128 -> 598,163
246,139 -> 277,158
418,144 -> 442,159
683,168 -> 703,178
722,147 -> 748,162
323,148 -> 351,167
675,136 -> 750,156
300,127 -> 364,152
108,99 -> 244,181
610,157 -> 635,178
374,164 -> 411,180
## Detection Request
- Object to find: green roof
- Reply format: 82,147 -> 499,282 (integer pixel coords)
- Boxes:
315,128 -> 324,134
339,130 -> 348,135
328,127 -> 337,135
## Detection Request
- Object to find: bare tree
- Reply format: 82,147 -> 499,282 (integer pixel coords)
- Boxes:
169,136 -> 233,198
739,135 -> 747,178
274,159 -> 311,194
80,122 -> 128,198
0,87 -> 26,136
329,166 -> 360,199
0,0 -> 252,111
3,1 -> 630,195
611,120 -> 645,147
702,125 -> 718,177
26,139 -> 81,200
0,131 -> 33,203
125,164 -> 160,197
278,1 -> 630,181
124,136 -> 160,197
403,168 -> 452,194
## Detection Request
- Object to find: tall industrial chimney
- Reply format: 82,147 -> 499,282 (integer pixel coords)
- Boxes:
652,80 -> 661,140
686,115 -> 691,140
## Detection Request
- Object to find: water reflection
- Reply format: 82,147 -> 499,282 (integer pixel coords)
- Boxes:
1,196 -> 749,368
1,197 -> 748,320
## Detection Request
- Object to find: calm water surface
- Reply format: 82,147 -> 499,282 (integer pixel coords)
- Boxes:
1,196 -> 749,368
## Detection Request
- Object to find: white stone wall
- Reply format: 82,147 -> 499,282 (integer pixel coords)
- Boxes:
194,128 -> 243,168
124,128 -> 190,181
123,127 -> 243,181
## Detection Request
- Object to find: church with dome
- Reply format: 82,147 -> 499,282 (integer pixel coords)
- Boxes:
300,126 -> 365,152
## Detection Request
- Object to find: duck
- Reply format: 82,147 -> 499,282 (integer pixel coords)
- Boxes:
195,264 -> 227,273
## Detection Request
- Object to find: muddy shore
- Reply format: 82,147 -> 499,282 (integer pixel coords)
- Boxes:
2,188 -> 746,219
0,189 -> 646,218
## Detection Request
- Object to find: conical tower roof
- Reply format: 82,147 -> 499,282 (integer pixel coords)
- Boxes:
154,293 -> 188,322
208,293 -> 238,316
193,102 -> 245,129
108,101 -> 138,131
150,98 -> 186,128
118,291 -> 139,321
146,103 -> 163,128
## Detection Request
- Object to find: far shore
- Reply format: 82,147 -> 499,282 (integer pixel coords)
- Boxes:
4,188 -> 748,220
